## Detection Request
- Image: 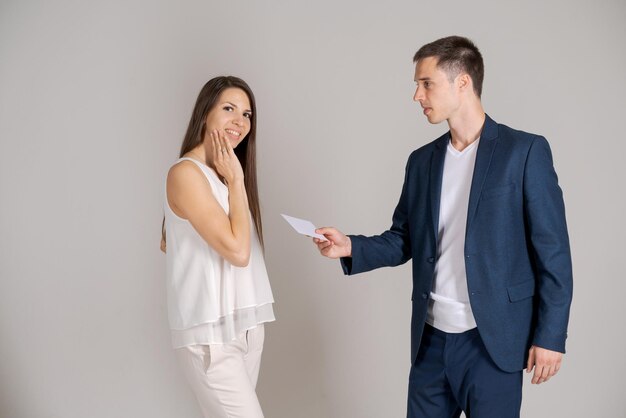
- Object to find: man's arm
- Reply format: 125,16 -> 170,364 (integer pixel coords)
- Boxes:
523,135 -> 573,384
313,156 -> 415,274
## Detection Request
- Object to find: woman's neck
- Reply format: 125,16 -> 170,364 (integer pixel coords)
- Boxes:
186,145 -> 215,170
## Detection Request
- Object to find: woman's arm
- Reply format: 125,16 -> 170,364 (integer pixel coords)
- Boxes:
166,131 -> 251,266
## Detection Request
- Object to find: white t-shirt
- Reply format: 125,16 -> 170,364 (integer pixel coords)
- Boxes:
426,139 -> 479,333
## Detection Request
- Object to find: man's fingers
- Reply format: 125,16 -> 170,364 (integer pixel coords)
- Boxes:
317,240 -> 332,251
316,227 -> 335,237
532,358 -> 552,383
548,364 -> 558,377
320,242 -> 336,257
532,366 -> 544,384
312,227 -> 348,258
541,366 -> 553,383
526,347 -> 535,373
531,362 -> 556,384
528,346 -> 563,384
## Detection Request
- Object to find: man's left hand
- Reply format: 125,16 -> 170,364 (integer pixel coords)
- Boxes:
526,345 -> 563,384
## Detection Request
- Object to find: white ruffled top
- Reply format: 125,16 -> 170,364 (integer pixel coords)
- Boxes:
164,157 -> 275,348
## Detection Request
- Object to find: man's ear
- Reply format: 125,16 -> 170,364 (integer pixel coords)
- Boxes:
457,73 -> 472,93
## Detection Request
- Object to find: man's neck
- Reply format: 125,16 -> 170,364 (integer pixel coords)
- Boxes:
447,102 -> 486,152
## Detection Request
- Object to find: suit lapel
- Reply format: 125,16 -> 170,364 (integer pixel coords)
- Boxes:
466,115 -> 499,234
429,133 -> 449,242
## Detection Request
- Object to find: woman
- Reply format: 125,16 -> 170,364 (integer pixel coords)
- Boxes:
161,76 -> 275,418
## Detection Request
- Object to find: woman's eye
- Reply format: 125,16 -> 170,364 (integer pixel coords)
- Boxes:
223,106 -> 233,111
244,113 -> 252,119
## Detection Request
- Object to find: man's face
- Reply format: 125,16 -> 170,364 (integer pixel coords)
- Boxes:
413,57 -> 460,124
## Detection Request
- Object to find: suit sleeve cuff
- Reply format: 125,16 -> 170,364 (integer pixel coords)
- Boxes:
339,234 -> 360,275
340,257 -> 353,275
532,331 -> 568,354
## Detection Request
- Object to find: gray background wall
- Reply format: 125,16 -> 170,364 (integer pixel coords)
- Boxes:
1,0 -> 624,417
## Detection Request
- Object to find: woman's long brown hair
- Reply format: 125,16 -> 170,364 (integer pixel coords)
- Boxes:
162,76 -> 263,248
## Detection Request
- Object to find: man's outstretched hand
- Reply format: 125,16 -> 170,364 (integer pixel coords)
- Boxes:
313,227 -> 352,259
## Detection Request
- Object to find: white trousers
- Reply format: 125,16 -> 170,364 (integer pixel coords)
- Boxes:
175,324 -> 265,418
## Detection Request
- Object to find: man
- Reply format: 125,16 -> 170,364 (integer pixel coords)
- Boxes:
313,36 -> 572,417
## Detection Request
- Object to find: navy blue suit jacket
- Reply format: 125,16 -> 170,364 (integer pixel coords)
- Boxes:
341,115 -> 573,373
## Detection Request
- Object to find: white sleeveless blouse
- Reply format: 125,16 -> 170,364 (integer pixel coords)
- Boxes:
164,157 -> 275,348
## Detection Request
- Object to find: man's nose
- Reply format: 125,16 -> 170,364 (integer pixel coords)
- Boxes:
413,87 -> 423,102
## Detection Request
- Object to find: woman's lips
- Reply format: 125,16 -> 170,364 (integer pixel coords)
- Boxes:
224,129 -> 241,141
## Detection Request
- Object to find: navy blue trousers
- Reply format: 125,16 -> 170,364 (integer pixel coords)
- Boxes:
407,324 -> 522,418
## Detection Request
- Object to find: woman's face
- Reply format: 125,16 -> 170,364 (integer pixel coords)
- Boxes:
204,87 -> 252,149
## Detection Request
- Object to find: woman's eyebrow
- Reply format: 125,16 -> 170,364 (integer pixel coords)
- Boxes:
223,101 -> 252,113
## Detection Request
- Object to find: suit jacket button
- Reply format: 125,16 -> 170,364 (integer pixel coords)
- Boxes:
421,293 -> 428,299
427,257 -> 435,263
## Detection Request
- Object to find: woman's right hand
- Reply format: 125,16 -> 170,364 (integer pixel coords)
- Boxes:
211,129 -> 244,185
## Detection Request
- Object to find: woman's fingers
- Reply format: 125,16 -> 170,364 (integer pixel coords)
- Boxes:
211,130 -> 220,162
218,130 -> 235,158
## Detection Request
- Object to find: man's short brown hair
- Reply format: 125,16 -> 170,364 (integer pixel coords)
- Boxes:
414,36 -> 484,97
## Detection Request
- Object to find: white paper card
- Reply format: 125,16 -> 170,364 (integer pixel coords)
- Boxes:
281,214 -> 328,241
